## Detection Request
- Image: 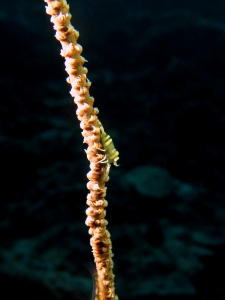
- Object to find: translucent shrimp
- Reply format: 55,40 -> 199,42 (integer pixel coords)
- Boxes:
86,262 -> 98,300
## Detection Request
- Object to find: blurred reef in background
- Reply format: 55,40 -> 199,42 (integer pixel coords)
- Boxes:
1,0 -> 225,299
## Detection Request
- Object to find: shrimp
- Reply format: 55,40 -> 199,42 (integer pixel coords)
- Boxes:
86,262 -> 98,300
99,122 -> 119,167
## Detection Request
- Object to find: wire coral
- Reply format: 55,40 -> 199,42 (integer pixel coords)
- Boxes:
44,1 -> 118,299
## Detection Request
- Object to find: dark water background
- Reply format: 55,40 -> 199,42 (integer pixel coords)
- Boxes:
1,0 -> 225,299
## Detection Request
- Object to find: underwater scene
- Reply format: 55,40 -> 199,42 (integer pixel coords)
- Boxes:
0,0 -> 225,299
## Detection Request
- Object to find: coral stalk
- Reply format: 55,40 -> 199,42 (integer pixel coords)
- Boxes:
44,1 -> 118,299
